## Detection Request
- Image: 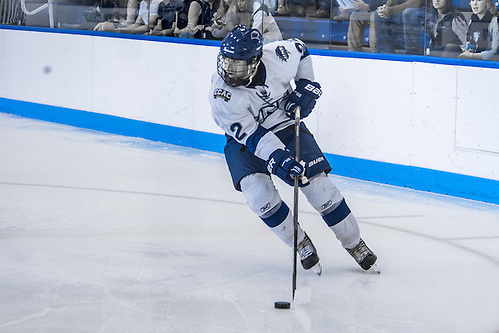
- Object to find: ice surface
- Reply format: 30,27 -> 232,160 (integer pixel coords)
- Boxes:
1,113 -> 499,332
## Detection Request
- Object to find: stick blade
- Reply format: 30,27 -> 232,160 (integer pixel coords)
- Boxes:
274,301 -> 291,309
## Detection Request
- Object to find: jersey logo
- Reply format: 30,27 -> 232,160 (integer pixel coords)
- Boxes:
213,88 -> 232,102
275,45 -> 290,62
473,31 -> 480,43
255,87 -> 282,123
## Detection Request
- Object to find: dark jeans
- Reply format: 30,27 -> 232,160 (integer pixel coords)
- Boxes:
403,7 -> 428,55
374,10 -> 404,53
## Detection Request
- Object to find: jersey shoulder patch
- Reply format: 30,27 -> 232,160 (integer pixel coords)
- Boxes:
284,38 -> 309,59
274,45 -> 291,62
213,88 -> 232,102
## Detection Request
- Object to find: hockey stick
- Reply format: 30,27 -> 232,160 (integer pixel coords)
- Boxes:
292,106 -> 301,301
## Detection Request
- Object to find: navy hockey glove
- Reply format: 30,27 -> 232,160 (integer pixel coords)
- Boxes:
285,79 -> 322,119
267,149 -> 304,186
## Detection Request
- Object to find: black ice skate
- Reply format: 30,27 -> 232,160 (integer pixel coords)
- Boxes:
297,233 -> 321,273
346,238 -> 379,273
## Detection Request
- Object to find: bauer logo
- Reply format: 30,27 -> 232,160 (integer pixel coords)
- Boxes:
309,157 -> 324,167
214,88 -> 232,102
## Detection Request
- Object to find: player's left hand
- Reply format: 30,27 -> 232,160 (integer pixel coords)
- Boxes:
285,79 -> 322,119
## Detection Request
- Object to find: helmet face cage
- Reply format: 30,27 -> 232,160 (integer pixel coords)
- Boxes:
217,52 -> 261,87
217,25 -> 263,87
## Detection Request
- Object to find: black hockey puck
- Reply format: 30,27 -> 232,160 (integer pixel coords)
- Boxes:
274,301 -> 291,309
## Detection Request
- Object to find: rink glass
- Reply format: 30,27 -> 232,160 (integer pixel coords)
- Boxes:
0,0 -> 492,59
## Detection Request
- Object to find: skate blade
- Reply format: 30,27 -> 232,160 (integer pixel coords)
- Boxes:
312,262 -> 322,276
368,263 -> 380,274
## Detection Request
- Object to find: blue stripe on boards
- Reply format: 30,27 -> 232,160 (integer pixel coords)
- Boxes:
0,97 -> 225,154
324,153 -> 499,205
1,96 -> 498,205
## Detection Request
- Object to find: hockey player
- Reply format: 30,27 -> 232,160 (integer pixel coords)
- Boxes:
208,25 -> 378,272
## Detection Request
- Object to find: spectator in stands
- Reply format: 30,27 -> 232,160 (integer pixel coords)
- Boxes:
173,0 -> 220,38
400,0 -> 433,54
458,0 -> 499,60
347,0 -> 387,51
276,0 -> 290,15
373,0 -> 427,53
426,0 -> 467,57
93,0 -> 160,33
305,0 -> 348,20
79,0 -> 139,30
307,0 -> 332,18
296,0 -> 319,16
276,0 -> 316,16
208,0 -> 235,36
209,0 -> 282,41
275,0 -> 331,18
148,0 -> 184,35
247,0 -> 275,13
250,0 -> 282,41
122,0 -> 140,26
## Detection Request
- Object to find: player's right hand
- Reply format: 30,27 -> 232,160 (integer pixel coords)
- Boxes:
266,149 -> 304,186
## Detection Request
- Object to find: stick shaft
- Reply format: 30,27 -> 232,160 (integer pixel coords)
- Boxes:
292,106 -> 301,301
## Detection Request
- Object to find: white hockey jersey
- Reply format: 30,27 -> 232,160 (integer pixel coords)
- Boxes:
209,38 -> 315,162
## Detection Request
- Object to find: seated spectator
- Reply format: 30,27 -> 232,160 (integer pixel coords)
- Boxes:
373,0 -> 426,54
274,0 -> 326,18
251,0 -> 283,41
276,0 -> 327,17
347,0 -> 387,51
306,0 -> 343,19
458,0 -> 499,60
148,0 -> 184,35
401,0 -> 432,54
276,0 -> 290,15
122,0 -> 140,26
208,0 -> 233,37
93,0 -> 160,33
306,0 -> 331,18
173,0 -> 220,38
79,0 -> 139,31
208,0 -> 282,42
427,0 -> 467,57
296,0 -> 319,17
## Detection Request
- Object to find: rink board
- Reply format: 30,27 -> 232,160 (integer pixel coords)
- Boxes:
1,26 -> 498,204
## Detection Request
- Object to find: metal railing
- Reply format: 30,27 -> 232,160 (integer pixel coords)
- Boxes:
20,0 -> 54,28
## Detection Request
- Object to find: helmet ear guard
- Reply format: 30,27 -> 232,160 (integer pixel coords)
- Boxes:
217,25 -> 263,87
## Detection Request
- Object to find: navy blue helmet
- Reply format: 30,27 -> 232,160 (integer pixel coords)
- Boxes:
217,25 -> 263,87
